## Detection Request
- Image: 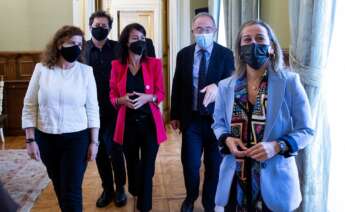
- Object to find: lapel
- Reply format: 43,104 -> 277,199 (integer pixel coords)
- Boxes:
119,63 -> 128,96
206,42 -> 218,84
186,44 -> 196,93
141,60 -> 152,93
263,69 -> 286,141
223,77 -> 237,129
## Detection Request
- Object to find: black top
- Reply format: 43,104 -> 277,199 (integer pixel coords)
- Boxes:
126,68 -> 151,117
83,39 -> 120,123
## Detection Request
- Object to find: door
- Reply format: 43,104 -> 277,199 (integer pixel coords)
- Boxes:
117,11 -> 155,41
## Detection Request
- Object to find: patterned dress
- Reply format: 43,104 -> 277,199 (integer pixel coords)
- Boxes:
229,71 -> 269,211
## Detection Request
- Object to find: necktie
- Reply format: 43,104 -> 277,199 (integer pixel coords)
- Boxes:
198,49 -> 207,114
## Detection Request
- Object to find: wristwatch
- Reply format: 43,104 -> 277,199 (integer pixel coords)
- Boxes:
152,95 -> 157,103
278,140 -> 288,155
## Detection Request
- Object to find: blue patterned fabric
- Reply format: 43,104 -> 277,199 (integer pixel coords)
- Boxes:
230,72 -> 268,210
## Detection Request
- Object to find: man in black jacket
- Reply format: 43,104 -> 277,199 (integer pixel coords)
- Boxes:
84,11 -> 127,208
170,12 -> 235,212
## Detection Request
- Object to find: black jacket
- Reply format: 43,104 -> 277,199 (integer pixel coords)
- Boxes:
170,42 -> 235,129
84,39 -> 120,124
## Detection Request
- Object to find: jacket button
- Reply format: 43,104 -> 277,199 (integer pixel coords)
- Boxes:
261,162 -> 267,169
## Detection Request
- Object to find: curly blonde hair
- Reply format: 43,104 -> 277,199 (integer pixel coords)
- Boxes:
41,25 -> 86,69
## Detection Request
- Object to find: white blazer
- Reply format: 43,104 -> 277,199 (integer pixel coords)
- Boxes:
22,62 -> 100,134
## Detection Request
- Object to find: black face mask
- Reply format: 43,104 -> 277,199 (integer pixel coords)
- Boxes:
129,40 -> 146,55
91,27 -> 109,41
240,43 -> 270,70
60,45 -> 81,63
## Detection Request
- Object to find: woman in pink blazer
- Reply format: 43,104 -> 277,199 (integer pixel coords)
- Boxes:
109,23 -> 166,212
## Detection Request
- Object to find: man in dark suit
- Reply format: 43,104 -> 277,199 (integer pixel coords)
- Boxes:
84,11 -> 127,208
170,12 -> 235,212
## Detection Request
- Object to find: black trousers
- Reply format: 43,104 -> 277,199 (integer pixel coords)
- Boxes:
35,129 -> 89,212
96,120 -> 126,193
181,113 -> 222,211
225,176 -> 272,212
123,114 -> 159,212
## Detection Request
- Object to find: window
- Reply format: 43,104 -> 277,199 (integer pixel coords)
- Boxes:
326,1 -> 345,211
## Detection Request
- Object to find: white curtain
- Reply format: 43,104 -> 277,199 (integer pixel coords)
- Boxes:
289,0 -> 336,211
326,1 -> 345,211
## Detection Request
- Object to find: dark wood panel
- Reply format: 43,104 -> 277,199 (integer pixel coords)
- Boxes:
3,81 -> 28,135
0,52 -> 41,136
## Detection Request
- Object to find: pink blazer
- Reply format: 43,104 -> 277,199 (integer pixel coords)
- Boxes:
109,57 -> 167,144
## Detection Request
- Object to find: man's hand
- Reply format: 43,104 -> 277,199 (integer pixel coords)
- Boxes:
200,83 -> 218,107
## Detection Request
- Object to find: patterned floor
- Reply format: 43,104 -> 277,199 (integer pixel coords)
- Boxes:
4,130 -> 206,212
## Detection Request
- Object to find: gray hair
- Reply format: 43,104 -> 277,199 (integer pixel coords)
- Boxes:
234,20 -> 283,76
192,12 -> 217,28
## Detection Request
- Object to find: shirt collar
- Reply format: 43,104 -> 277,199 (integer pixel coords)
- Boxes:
88,38 -> 111,50
195,42 -> 214,55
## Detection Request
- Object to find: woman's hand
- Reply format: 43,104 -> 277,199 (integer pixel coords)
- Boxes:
246,141 -> 280,161
132,92 -> 153,109
26,142 -> 41,161
225,137 -> 248,158
117,93 -> 135,109
87,142 -> 99,161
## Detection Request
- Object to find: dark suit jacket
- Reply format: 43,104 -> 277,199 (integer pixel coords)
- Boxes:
170,42 -> 235,129
146,38 -> 156,57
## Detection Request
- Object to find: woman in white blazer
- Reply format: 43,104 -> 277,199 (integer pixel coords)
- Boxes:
22,25 -> 100,212
212,20 -> 314,212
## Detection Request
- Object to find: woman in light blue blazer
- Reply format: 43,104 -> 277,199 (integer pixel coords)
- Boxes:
212,20 -> 314,212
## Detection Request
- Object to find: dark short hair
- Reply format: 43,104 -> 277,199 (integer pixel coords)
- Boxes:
118,23 -> 147,64
41,25 -> 85,69
89,10 -> 113,28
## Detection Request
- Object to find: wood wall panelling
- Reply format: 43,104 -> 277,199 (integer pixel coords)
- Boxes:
0,52 -> 41,135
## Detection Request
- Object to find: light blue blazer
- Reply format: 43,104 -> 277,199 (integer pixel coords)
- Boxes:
212,69 -> 314,212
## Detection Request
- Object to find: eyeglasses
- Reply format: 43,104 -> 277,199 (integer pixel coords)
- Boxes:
193,26 -> 215,34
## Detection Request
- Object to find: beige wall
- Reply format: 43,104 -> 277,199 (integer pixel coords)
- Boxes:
260,0 -> 290,49
190,0 -> 208,25
0,0 -> 73,51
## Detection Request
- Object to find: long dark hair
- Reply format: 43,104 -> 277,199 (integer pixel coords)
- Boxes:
41,25 -> 85,69
118,23 -> 147,64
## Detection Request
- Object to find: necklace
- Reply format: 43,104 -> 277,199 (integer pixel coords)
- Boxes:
248,80 -> 261,92
251,85 -> 259,91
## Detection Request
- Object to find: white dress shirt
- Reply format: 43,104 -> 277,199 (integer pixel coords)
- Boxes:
22,62 -> 100,134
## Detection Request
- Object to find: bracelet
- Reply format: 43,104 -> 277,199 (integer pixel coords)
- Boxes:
25,138 -> 35,144
152,95 -> 157,103
115,98 -> 119,105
